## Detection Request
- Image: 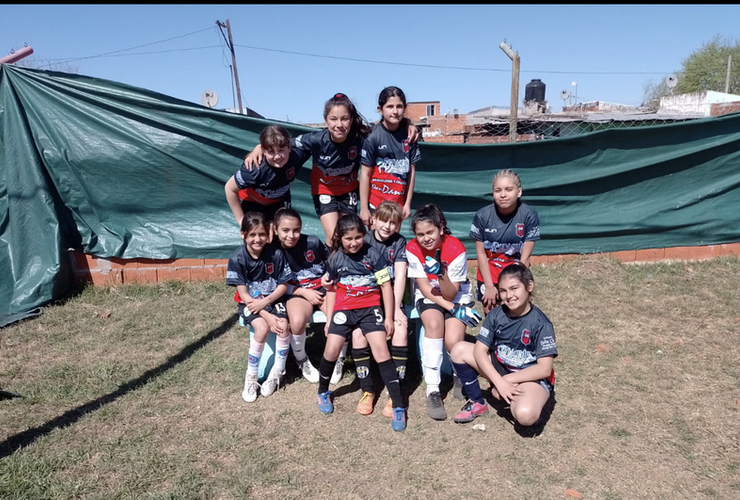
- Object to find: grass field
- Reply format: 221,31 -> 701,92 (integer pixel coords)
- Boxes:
1,255 -> 739,500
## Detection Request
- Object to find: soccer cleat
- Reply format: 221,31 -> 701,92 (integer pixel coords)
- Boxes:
317,391 -> 334,414
453,400 -> 489,423
391,407 -> 407,431
299,359 -> 320,384
330,358 -> 345,385
452,375 -> 465,400
382,398 -> 394,418
260,368 -> 284,397
242,374 -> 260,403
425,391 -> 447,421
356,391 -> 375,415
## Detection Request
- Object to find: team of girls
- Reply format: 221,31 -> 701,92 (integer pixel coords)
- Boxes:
226,211 -> 293,403
243,91 -> 419,247
449,263 -> 557,427
470,169 -> 540,314
405,203 -> 482,421
316,212 -> 407,431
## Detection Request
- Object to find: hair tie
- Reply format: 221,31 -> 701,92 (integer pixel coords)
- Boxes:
334,93 -> 347,99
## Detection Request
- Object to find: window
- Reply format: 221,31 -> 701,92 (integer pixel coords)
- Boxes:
426,104 -> 435,117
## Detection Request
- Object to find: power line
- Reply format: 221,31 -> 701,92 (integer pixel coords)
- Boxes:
235,43 -> 673,76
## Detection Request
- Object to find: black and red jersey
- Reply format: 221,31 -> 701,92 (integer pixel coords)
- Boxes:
360,122 -> 421,208
363,230 -> 407,283
233,154 -> 300,206
292,128 -> 364,197
476,303 -> 557,385
469,202 -> 540,283
326,244 -> 386,311
279,234 -> 329,291
406,235 -> 472,306
226,243 -> 291,303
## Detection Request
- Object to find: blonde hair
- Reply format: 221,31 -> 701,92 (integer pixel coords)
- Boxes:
492,169 -> 521,189
373,200 -> 403,224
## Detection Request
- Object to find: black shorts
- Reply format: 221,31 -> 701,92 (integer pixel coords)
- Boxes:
312,191 -> 358,218
327,306 -> 386,339
475,280 -> 498,302
240,199 -> 291,224
286,286 -> 326,310
490,353 -> 554,395
238,299 -> 288,327
415,299 -> 475,321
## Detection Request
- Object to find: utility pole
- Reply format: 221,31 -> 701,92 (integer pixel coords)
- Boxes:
725,54 -> 732,94
217,19 -> 244,114
499,40 -> 520,143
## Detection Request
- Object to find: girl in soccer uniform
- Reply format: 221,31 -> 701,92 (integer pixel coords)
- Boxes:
226,212 -> 293,403
225,125 -> 300,232
469,169 -> 540,314
272,207 -> 328,384
360,86 -> 421,225
406,204 -> 482,421
316,213 -> 406,432
449,262 -> 557,427
350,201 -> 409,418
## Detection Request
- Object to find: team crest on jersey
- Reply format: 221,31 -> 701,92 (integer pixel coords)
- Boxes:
266,263 -> 274,274
388,249 -> 395,261
516,223 -> 524,238
363,259 -> 374,271
305,250 -> 315,262
287,167 -> 295,180
403,139 -> 409,153
521,329 -> 531,345
348,146 -> 357,160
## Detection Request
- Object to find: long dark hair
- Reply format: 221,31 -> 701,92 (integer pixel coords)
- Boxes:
241,211 -> 269,236
330,212 -> 367,254
411,204 -> 452,236
324,92 -> 372,139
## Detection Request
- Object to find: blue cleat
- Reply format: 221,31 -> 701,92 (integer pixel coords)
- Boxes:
318,391 -> 334,414
391,407 -> 406,431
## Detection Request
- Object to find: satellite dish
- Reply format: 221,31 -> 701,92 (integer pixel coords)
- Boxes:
560,89 -> 571,100
665,75 -> 678,88
201,90 -> 219,108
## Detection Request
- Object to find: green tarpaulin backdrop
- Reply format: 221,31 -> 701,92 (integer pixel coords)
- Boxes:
2,65 -> 739,325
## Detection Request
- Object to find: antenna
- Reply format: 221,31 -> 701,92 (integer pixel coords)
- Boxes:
560,89 -> 571,101
201,90 -> 219,108
665,74 -> 678,88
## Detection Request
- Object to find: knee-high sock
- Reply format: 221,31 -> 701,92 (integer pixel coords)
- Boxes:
290,330 -> 308,364
273,336 -> 291,374
352,346 -> 374,393
452,361 -> 484,404
318,356 -> 335,394
378,359 -> 403,409
247,340 -> 265,378
422,337 -> 444,396
390,344 -> 408,382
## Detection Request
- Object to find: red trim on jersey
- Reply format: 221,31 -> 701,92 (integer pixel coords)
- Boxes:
290,277 -> 323,289
311,164 -> 358,196
476,252 -> 518,284
368,169 -> 407,207
333,283 -> 380,311
238,188 -> 282,205
407,235 -> 466,282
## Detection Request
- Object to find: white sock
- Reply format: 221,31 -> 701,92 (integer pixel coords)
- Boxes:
290,331 -> 308,364
337,340 -> 349,362
247,340 -> 265,378
422,337 -> 444,396
273,336 -> 290,375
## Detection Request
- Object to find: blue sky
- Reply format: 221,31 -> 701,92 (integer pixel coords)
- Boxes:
3,4 -> 739,124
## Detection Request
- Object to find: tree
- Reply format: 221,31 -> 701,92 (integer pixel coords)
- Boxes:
675,35 -> 740,95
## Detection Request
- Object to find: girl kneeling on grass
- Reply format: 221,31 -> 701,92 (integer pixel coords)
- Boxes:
272,207 -> 329,384
316,213 -> 406,432
226,212 -> 292,403
406,204 -> 482,422
449,262 -> 557,426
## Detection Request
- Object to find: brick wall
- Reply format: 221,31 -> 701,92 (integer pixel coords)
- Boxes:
711,101 -> 740,116
406,101 -> 440,120
70,242 -> 740,286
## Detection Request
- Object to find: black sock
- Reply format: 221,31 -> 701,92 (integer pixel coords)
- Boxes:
452,361 -> 484,404
318,356 -> 335,394
378,359 -> 403,409
352,346 -> 374,394
390,344 -> 408,382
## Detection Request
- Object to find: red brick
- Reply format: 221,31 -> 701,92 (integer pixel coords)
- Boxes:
664,246 -> 697,260
174,258 -> 206,268
134,258 -> 176,268
124,269 -> 158,284
609,250 -> 636,263
720,243 -> 740,256
190,267 -> 221,281
547,254 -> 578,264
203,258 -> 228,267
90,270 -> 123,286
634,248 -> 665,262
530,255 -> 549,265
158,268 -> 192,282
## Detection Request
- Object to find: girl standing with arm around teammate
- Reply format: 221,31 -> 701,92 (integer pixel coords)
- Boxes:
226,212 -> 293,403
316,213 -> 407,432
470,169 -> 540,314
449,263 -> 557,427
360,86 -> 421,225
406,204 -> 482,421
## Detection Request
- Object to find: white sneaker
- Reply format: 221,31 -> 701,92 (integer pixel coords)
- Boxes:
299,359 -> 320,384
330,358 -> 345,385
260,368 -> 284,397
242,373 -> 259,403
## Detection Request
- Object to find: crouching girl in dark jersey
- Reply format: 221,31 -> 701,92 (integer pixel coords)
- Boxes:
316,213 -> 406,431
449,262 -> 558,427
226,212 -> 292,403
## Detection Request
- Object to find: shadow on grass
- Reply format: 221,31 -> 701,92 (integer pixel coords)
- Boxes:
0,313 -> 239,459
484,388 -> 557,438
